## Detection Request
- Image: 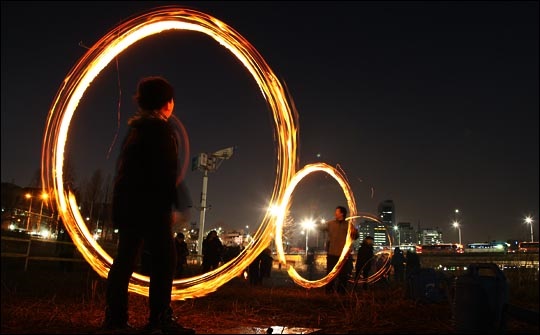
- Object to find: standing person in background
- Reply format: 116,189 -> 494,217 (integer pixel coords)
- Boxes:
355,236 -> 374,289
405,249 -> 421,279
202,230 -> 223,273
174,232 -> 190,278
102,76 -> 194,334
391,246 -> 406,283
319,206 -> 358,295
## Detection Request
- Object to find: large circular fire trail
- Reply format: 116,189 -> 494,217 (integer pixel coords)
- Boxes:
41,6 -> 390,300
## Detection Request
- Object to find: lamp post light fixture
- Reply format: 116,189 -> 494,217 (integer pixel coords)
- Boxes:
192,146 -> 235,256
452,221 -> 462,245
25,193 -> 33,231
525,216 -> 534,242
393,225 -> 400,246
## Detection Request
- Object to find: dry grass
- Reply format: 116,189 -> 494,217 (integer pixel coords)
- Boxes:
1,261 -> 538,334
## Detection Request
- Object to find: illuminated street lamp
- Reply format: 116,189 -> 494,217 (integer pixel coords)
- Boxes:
452,221 -> 462,245
25,193 -> 33,231
192,146 -> 235,257
37,192 -> 49,231
524,216 -> 534,242
302,218 -> 315,255
393,225 -> 400,245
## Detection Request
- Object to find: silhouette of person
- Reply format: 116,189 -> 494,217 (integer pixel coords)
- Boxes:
260,247 -> 273,279
202,230 -> 223,273
174,232 -> 190,278
248,252 -> 263,285
405,249 -> 421,279
102,76 -> 193,334
391,247 -> 406,282
306,248 -> 316,280
355,236 -> 374,289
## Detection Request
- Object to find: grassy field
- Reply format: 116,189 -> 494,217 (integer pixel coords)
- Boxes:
1,259 -> 538,334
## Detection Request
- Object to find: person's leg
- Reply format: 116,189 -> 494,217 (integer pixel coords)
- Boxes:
337,258 -> 351,294
147,215 -> 176,325
326,255 -> 338,293
104,230 -> 143,327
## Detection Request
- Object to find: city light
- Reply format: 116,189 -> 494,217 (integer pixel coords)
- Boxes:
452,221 -> 462,245
524,216 -> 534,242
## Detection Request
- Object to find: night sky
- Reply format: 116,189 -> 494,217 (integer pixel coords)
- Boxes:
1,1 -> 538,244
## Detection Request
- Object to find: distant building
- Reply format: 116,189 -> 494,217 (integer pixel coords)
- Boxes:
377,200 -> 395,245
357,217 -> 387,247
419,229 -> 443,245
397,222 -> 415,245
357,219 -> 375,241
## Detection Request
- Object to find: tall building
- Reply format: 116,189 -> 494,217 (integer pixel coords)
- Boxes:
377,200 -> 395,245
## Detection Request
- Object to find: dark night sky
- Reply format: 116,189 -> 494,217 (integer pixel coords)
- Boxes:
1,1 -> 538,244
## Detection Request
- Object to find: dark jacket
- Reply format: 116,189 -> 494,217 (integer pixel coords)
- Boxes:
355,241 -> 374,272
111,115 -> 180,228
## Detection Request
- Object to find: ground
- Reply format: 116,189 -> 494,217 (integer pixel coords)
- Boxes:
1,260 -> 538,334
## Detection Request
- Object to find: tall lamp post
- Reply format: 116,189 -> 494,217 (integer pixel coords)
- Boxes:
192,146 -> 235,257
452,221 -> 462,245
25,193 -> 33,231
302,219 -> 315,255
37,192 -> 49,231
393,225 -> 400,246
525,216 -> 534,242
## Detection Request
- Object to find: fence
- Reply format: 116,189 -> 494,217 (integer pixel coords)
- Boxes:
1,235 -> 86,271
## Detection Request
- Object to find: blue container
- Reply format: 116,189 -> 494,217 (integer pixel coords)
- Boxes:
453,263 -> 508,334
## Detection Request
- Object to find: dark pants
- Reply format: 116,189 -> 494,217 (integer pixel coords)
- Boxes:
105,213 -> 176,325
326,254 -> 350,294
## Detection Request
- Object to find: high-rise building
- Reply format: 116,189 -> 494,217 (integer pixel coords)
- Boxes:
377,200 -> 395,245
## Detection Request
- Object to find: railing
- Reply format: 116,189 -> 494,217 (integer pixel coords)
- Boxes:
1,235 -> 86,271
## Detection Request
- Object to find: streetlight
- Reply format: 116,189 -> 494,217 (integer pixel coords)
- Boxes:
393,225 -> 400,246
37,192 -> 49,231
452,221 -> 462,245
525,216 -> 534,242
25,193 -> 33,231
192,146 -> 235,257
302,219 -> 315,255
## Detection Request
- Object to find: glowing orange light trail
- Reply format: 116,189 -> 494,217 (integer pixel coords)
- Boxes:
273,163 -> 358,289
42,6 -> 298,300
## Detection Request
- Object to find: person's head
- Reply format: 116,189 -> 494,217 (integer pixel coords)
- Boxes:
364,236 -> 374,246
207,230 -> 217,239
394,246 -> 401,253
335,206 -> 347,221
134,76 -> 175,118
177,232 -> 185,239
